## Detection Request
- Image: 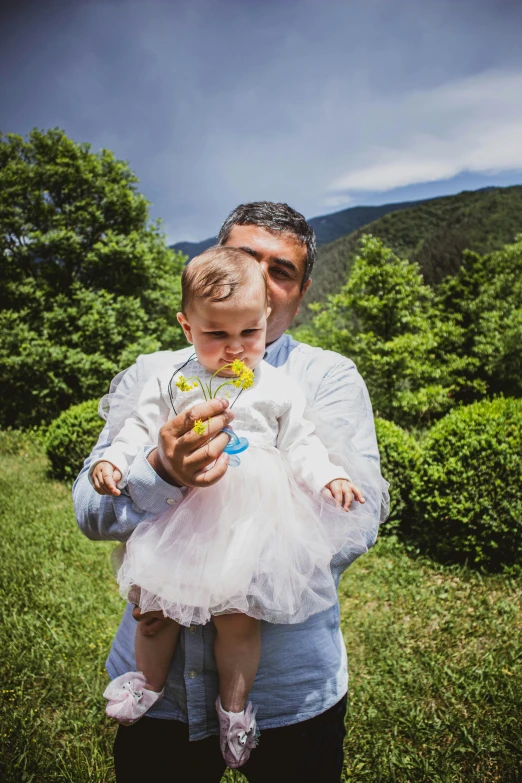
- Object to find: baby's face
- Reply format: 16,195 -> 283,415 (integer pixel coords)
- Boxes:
177,295 -> 268,376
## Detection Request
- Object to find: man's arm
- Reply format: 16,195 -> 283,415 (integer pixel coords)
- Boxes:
73,431 -> 186,542
276,378 -> 351,495
73,360 -> 238,542
73,362 -> 186,542
310,357 -> 390,572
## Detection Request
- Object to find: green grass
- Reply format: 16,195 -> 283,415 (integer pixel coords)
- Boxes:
0,432 -> 120,782
1,432 -> 521,782
340,546 -> 522,782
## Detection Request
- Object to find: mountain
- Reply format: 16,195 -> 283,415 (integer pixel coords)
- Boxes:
170,185 -> 522,325
172,237 -> 217,258
296,184 -> 522,324
170,197 -> 433,259
308,200 -> 429,246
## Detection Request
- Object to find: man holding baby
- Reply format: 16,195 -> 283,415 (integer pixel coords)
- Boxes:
74,201 -> 388,782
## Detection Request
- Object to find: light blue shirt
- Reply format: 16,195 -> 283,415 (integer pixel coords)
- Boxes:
73,333 -> 387,740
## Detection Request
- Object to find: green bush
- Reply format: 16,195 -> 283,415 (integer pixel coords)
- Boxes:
375,418 -> 421,535
45,399 -> 103,480
411,397 -> 522,570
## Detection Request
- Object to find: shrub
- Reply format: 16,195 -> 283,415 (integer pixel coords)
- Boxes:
375,418 -> 421,535
45,399 -> 103,480
411,397 -> 522,570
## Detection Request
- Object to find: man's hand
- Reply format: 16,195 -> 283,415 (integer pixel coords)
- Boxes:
323,479 -> 366,511
147,397 -> 235,488
92,461 -> 123,496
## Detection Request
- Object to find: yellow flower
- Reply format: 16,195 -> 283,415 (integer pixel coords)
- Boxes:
239,367 -> 254,389
193,419 -> 206,435
176,375 -> 190,391
228,359 -> 254,389
176,375 -> 197,392
231,359 -> 246,376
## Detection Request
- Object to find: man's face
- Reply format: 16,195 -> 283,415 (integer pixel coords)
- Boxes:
223,225 -> 311,344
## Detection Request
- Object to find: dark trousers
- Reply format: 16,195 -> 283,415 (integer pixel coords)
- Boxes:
114,694 -> 347,782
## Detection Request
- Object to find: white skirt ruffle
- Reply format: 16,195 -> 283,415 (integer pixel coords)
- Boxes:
117,444 -> 369,626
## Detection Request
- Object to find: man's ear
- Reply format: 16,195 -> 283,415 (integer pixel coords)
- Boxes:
177,312 -> 194,344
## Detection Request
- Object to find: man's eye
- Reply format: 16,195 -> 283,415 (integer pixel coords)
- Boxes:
271,268 -> 289,278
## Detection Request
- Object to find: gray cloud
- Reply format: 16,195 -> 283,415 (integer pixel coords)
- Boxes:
1,0 -> 522,241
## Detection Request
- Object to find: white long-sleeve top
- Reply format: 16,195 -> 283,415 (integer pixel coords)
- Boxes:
92,358 -> 350,495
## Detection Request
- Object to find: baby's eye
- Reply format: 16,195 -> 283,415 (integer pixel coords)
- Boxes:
209,331 -> 226,337
241,329 -> 258,335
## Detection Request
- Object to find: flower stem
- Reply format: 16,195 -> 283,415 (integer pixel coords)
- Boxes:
208,363 -> 234,398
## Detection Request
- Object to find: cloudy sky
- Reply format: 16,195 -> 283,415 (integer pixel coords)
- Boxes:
2,0 -> 522,242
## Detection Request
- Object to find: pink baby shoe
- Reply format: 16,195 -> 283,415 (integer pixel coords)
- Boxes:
103,672 -> 164,725
216,696 -> 259,768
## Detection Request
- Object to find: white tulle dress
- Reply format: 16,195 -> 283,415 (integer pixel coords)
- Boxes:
94,357 -> 369,627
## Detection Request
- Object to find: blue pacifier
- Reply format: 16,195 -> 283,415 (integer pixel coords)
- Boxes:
222,427 -> 249,467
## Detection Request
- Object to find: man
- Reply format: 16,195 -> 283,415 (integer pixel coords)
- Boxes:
74,201 -> 388,782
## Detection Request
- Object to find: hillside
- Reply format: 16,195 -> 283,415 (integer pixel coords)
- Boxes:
171,197 -> 431,258
171,237 -> 216,258
297,185 -> 522,323
308,199 -> 428,246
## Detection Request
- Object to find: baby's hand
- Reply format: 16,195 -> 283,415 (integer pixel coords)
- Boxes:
92,461 -> 122,496
323,479 -> 365,512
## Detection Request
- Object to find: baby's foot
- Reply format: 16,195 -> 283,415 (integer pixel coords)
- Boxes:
216,696 -> 259,769
104,672 -> 163,725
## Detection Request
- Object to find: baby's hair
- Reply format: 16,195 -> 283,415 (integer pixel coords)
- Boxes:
181,246 -> 268,313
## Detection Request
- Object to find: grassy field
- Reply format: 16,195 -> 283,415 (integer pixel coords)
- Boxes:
1,431 -> 521,782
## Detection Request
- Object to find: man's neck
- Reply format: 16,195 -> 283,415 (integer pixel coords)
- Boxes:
265,331 -> 287,348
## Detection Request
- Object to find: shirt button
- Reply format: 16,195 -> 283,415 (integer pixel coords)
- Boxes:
166,498 -> 176,506
188,670 -> 197,679
189,625 -> 196,634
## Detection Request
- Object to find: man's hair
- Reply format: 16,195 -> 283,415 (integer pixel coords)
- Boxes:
217,202 -> 316,288
181,246 -> 268,314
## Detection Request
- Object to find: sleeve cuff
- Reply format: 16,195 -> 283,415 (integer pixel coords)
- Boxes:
312,466 -> 352,495
126,447 -> 185,514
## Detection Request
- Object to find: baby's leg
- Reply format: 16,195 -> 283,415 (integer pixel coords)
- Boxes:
104,614 -> 180,725
213,613 -> 261,712
135,615 -> 181,693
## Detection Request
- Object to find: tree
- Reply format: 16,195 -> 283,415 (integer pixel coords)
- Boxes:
0,128 -> 186,427
437,238 -> 522,399
297,236 -> 479,428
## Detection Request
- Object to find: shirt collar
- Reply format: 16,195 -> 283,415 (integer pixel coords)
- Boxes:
263,332 -> 289,363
